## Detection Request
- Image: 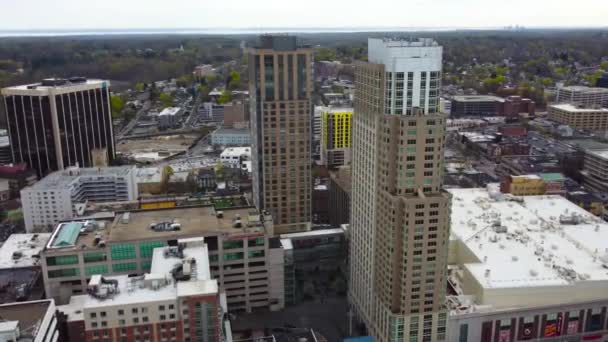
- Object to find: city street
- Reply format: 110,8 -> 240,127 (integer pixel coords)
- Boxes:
231,297 -> 349,342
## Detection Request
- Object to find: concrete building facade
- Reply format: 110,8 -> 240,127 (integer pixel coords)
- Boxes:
329,167 -> 351,228
321,108 -> 353,168
20,166 -> 137,232
248,35 -> 312,234
548,104 -> 608,132
211,128 -> 251,146
349,38 -> 450,342
555,85 -> 608,108
1,78 -> 115,177
40,206 -> 288,314
582,149 -> 608,192
57,237 -> 231,342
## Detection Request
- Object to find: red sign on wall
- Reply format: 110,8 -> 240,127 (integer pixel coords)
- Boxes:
544,323 -> 557,337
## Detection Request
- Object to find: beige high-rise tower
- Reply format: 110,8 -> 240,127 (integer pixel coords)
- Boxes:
247,35 -> 312,234
349,38 -> 450,342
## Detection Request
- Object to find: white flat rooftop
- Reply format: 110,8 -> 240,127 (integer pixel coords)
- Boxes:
70,238 -> 216,310
159,107 -> 181,116
0,233 -> 51,269
549,103 -> 608,112
221,147 -> 251,158
449,188 -> 608,291
2,79 -> 107,92
280,228 -> 345,239
586,149 -> 608,160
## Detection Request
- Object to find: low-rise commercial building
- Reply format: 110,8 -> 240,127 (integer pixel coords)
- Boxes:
158,107 -> 181,129
211,128 -> 251,146
135,167 -> 167,195
223,101 -> 249,128
193,64 -> 215,79
451,95 -> 534,118
548,104 -> 608,132
0,299 -> 59,342
20,166 -> 137,232
500,175 -> 545,195
567,191 -> 605,217
0,233 -> 50,303
41,206 -> 288,313
555,85 -> 608,108
320,108 -> 352,168
447,188 -> 608,342
0,164 -> 38,199
279,227 -> 347,272
220,147 -> 251,169
57,237 -> 231,342
497,155 -> 563,177
539,172 -> 566,195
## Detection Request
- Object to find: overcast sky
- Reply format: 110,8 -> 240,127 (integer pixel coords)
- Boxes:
0,0 -> 606,31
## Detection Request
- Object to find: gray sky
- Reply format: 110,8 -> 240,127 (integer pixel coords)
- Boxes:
0,0 -> 606,31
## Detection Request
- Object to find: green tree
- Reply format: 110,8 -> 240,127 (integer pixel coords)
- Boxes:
541,77 -> 554,87
134,82 -> 145,91
227,71 -> 241,90
177,74 -> 193,88
601,61 -> 608,71
483,75 -> 506,92
164,165 -> 174,177
495,66 -> 509,76
315,47 -> 337,61
159,92 -> 174,107
110,95 -> 125,118
217,90 -> 232,104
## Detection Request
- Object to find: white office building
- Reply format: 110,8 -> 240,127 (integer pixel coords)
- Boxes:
158,107 -> 181,129
220,147 -> 251,169
555,85 -> 608,108
21,166 -> 137,232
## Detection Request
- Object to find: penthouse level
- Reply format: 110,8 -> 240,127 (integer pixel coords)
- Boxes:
41,206 -> 289,313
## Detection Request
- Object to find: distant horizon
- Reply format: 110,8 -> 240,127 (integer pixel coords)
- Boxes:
0,25 -> 607,38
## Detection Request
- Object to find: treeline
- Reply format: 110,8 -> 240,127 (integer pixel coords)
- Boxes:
0,35 -> 244,88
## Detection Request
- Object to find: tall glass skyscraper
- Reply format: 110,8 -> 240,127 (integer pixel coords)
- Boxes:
1,78 -> 115,177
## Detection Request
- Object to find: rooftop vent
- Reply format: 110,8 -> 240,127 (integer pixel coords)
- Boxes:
87,275 -> 119,300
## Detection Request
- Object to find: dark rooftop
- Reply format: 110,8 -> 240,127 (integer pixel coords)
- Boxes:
0,299 -> 52,338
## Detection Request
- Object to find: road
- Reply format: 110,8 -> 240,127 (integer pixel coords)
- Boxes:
231,297 -> 349,342
185,90 -> 204,128
117,100 -> 151,140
